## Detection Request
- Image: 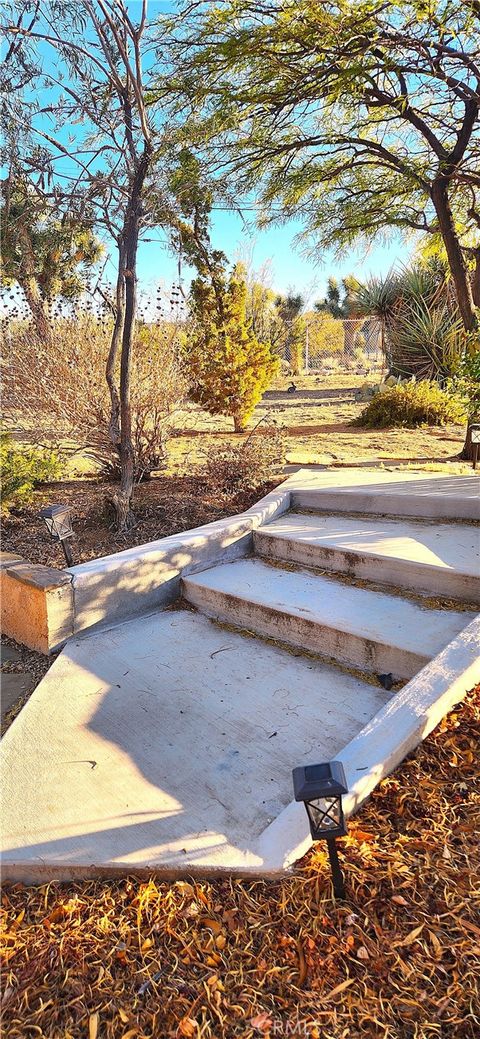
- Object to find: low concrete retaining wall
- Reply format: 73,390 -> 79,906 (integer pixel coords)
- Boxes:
0,552 -> 74,655
1,478 -> 293,652
66,479 -> 293,636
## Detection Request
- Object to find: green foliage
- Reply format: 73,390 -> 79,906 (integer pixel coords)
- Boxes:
304,311 -> 344,361
165,1 -> 479,329
198,425 -> 286,496
353,262 -> 467,379
1,432 -> 63,512
185,264 -> 279,430
447,349 -> 480,421
1,177 -> 103,301
315,276 -> 359,319
355,381 -> 468,429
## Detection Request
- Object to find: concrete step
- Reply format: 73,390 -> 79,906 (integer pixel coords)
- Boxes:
291,471 -> 480,522
182,559 -> 475,680
254,513 -> 480,604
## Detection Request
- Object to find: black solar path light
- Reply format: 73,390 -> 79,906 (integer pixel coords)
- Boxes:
469,423 -> 480,471
40,505 -> 74,567
293,760 -> 348,898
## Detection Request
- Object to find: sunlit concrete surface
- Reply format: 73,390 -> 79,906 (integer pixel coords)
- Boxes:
291,469 -> 480,520
254,513 -> 480,602
0,610 -> 389,880
183,559 -> 475,679
2,468 -> 478,883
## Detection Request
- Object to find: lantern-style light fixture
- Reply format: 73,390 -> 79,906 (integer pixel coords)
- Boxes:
40,505 -> 74,566
293,760 -> 348,897
469,423 -> 480,470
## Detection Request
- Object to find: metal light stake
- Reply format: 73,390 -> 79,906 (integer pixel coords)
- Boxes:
293,759 -> 348,898
40,504 -> 74,566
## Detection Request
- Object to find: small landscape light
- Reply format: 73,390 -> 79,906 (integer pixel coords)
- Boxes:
40,504 -> 74,566
293,760 -> 348,898
469,423 -> 480,470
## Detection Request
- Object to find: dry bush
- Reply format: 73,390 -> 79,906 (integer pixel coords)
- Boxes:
2,312 -> 187,480
355,380 -> 468,428
197,424 -> 286,496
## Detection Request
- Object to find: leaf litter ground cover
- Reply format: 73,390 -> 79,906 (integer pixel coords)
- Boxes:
1,688 -> 479,1039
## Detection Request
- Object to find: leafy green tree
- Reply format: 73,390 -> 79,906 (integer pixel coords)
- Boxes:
1,177 -> 103,338
165,0 -> 480,334
185,264 -> 279,431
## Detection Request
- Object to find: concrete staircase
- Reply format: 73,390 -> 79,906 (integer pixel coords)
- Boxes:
2,470 -> 478,881
182,504 -> 477,684
254,513 -> 480,604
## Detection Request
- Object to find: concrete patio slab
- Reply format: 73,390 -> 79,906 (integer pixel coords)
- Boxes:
183,559 -> 475,678
0,610 -> 388,881
255,513 -> 480,602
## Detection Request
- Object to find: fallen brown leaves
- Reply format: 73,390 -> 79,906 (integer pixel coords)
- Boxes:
1,688 -> 479,1039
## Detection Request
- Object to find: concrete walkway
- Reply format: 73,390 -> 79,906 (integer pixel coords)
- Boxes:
1,610 -> 389,878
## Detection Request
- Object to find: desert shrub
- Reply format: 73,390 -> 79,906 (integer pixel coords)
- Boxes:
355,380 -> 468,428
185,266 -> 279,431
353,262 -> 465,380
1,431 -> 63,512
2,312 -> 186,481
447,349 -> 480,421
198,425 -> 286,496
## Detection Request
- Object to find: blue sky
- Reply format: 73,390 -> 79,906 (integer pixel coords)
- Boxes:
7,0 -> 414,309
131,208 -> 412,306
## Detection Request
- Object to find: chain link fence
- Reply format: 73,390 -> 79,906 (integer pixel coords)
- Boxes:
303,316 -> 386,375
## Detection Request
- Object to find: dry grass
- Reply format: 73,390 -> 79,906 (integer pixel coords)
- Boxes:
167,375 -> 472,477
2,688 -> 479,1039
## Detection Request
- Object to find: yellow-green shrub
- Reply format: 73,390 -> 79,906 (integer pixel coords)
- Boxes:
355,380 -> 467,428
1,432 -> 63,512
185,266 -> 279,431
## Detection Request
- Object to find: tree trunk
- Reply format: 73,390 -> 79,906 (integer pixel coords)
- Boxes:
21,277 -> 52,342
233,411 -> 246,432
431,180 -> 479,461
460,423 -> 473,461
431,179 -> 478,333
111,147 -> 152,531
472,249 -> 480,308
106,238 -> 125,454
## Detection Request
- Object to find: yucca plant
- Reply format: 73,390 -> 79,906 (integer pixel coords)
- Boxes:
388,299 -> 466,380
351,261 -> 465,380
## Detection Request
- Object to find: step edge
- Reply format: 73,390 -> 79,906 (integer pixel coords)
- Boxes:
253,528 -> 480,587
181,579 -> 442,664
